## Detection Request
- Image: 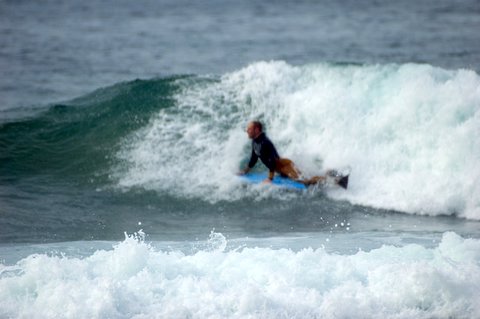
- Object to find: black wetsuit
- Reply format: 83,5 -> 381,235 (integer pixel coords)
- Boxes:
248,132 -> 280,173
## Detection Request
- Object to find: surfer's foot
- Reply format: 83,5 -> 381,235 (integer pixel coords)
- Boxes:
335,175 -> 349,189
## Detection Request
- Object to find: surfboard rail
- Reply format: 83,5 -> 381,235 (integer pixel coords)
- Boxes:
239,171 -> 349,190
239,173 -> 307,190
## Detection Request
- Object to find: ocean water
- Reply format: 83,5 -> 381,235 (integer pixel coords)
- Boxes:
1,0 -> 480,318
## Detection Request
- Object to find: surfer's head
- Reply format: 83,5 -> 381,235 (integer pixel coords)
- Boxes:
246,121 -> 263,139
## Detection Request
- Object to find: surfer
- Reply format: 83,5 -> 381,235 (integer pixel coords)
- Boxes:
239,121 -> 348,188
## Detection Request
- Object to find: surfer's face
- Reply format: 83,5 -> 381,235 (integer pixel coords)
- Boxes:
246,123 -> 260,139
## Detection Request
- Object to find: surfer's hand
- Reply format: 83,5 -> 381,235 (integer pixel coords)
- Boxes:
262,178 -> 272,184
237,169 -> 248,176
237,167 -> 250,176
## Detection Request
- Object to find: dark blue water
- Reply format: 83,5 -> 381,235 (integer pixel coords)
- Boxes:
1,1 -> 480,317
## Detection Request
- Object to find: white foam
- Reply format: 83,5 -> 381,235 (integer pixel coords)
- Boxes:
116,61 -> 480,218
1,231 -> 479,318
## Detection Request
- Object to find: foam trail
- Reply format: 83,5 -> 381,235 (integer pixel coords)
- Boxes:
116,61 -> 480,218
0,231 -> 479,318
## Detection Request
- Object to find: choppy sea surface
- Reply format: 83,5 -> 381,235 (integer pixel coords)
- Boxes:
1,0 -> 480,318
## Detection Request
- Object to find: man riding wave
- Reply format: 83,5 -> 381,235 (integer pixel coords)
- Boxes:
239,121 -> 348,189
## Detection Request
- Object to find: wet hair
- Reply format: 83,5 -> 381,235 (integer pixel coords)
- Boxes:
251,120 -> 263,132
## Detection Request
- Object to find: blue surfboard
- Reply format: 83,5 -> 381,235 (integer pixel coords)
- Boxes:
239,172 -> 307,190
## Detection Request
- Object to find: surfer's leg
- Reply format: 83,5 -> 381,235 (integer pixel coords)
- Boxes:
275,158 -> 301,180
274,159 -> 347,188
276,158 -> 326,186
304,171 -> 349,189
302,175 -> 327,186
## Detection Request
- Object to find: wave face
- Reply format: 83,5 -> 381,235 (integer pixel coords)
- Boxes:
0,77 -> 180,182
1,231 -> 479,319
2,62 -> 479,218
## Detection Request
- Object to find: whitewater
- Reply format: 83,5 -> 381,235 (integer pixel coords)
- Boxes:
1,231 -> 479,318
117,61 -> 480,219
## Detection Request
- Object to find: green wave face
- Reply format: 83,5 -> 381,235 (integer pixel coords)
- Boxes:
0,77 -> 184,182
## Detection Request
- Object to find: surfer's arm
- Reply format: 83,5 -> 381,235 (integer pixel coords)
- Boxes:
262,142 -> 277,181
239,150 -> 258,175
266,170 -> 274,182
247,149 -> 258,169
263,152 -> 276,182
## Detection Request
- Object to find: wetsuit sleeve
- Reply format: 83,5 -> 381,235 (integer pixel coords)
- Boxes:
248,149 -> 258,168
